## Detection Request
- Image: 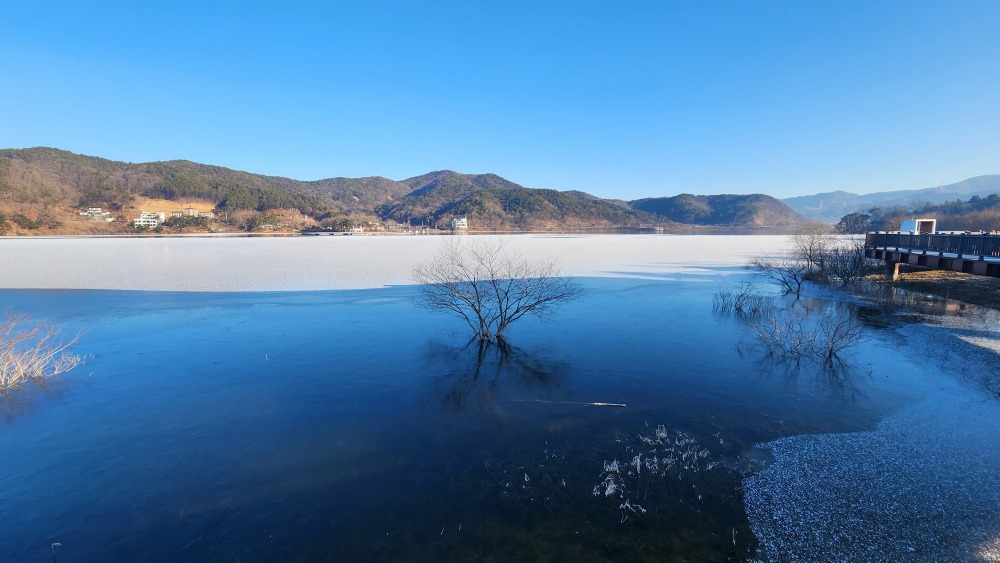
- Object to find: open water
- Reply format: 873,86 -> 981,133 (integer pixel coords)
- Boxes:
0,277 -> 965,561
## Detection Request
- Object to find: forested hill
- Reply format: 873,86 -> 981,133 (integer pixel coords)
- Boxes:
836,193 -> 1000,233
0,147 -> 806,233
630,194 -> 805,227
376,170 -> 650,229
0,147 -> 327,214
307,175 -> 414,216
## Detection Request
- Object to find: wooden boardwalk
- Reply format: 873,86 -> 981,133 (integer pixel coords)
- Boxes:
865,232 -> 1000,279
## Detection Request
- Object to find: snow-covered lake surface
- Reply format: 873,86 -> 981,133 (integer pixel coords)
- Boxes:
0,234 -> 788,291
1,234 -> 998,561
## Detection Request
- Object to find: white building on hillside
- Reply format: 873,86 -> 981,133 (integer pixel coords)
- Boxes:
451,216 -> 469,231
133,211 -> 166,228
79,207 -> 114,222
169,207 -> 216,219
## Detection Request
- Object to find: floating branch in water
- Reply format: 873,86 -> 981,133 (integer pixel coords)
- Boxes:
509,399 -> 627,408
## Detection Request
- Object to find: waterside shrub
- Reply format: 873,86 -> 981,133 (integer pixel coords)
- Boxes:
0,315 -> 83,395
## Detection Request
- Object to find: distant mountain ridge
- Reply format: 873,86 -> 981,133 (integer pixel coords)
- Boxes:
783,175 -> 1000,222
375,170 -> 654,229
1,147 -> 806,233
630,194 -> 804,227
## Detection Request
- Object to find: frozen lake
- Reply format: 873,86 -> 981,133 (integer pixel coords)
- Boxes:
0,234 -> 788,291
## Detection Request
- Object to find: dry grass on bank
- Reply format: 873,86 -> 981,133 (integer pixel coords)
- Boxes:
891,268 -> 1000,310
0,316 -> 83,395
124,198 -> 215,214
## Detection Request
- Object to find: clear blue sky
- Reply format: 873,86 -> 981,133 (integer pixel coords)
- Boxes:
3,1 -> 998,199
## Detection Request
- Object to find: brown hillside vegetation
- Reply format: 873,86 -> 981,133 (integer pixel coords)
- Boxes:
893,268 -> 1000,310
0,148 -> 326,234
3,147 -> 819,235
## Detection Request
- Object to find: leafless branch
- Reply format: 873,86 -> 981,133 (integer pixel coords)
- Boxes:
749,307 -> 863,365
749,255 -> 810,297
413,238 -> 582,342
0,315 -> 83,394
712,281 -> 773,317
825,236 -> 880,286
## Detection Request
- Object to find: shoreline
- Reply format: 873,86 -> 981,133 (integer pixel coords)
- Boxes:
745,298 -> 1000,561
1,227 -> 796,239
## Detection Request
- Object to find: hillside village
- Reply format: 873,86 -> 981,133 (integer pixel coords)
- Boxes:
76,203 -> 467,235
80,206 -> 216,228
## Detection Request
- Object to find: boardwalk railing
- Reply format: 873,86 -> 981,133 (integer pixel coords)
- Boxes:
865,232 -> 1000,258
864,231 -> 1000,279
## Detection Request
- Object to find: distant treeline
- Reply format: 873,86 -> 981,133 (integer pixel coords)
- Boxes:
140,163 -> 325,214
837,193 -> 1000,232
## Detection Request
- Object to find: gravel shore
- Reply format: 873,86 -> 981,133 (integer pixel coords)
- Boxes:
745,306 -> 1000,562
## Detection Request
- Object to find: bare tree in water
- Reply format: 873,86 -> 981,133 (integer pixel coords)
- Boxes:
749,255 -> 811,297
413,238 -> 582,342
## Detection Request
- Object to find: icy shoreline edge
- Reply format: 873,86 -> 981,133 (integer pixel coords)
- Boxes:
744,309 -> 1000,562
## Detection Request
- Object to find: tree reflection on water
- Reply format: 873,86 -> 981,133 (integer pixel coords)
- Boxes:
424,338 -> 568,415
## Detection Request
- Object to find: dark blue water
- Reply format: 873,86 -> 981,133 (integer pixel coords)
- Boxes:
0,278 -> 945,561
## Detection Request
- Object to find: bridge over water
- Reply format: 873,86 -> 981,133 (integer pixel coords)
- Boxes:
864,232 -> 1000,279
